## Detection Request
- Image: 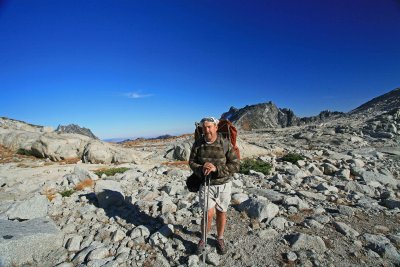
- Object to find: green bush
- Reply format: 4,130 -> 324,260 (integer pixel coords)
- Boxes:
60,189 -> 75,197
281,153 -> 304,164
94,167 -> 130,177
16,148 -> 34,156
239,159 -> 272,175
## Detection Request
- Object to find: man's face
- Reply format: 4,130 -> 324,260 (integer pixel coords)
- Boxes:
203,121 -> 218,142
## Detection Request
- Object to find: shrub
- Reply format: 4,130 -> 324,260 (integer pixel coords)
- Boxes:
74,179 -> 94,191
60,157 -> 81,164
60,189 -> 75,197
281,153 -> 304,164
42,187 -> 57,201
94,167 -> 130,177
16,148 -> 34,156
239,158 -> 272,175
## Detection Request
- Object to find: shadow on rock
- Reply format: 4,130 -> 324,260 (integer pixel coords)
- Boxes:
83,190 -> 197,258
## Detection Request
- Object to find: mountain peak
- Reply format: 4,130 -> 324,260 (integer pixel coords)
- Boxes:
221,101 -> 301,130
56,124 -> 98,139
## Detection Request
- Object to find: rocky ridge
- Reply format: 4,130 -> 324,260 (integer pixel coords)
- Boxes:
220,103 -> 343,131
56,124 -> 99,140
0,117 -> 53,133
221,88 -> 399,131
0,117 -> 140,164
350,88 -> 400,116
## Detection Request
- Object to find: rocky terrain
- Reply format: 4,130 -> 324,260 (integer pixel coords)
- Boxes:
0,88 -> 399,267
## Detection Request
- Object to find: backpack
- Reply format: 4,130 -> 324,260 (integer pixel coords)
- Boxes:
194,119 -> 240,160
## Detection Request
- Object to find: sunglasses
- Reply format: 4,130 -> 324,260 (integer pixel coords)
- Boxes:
200,117 -> 218,123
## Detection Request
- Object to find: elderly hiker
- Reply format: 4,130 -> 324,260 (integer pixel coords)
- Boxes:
189,116 -> 240,255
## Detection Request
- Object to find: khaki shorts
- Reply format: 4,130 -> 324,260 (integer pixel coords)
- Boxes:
199,181 -> 232,212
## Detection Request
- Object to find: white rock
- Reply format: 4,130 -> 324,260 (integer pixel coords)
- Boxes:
289,233 -> 326,254
283,196 -> 310,210
87,247 -> 110,261
257,228 -> 279,240
111,230 -> 126,242
66,235 -> 83,252
206,252 -> 220,266
286,251 -> 298,262
188,255 -> 200,267
231,193 -> 249,205
238,196 -> 279,222
6,195 -> 48,220
321,163 -> 339,175
346,159 -> 365,168
270,217 -> 288,231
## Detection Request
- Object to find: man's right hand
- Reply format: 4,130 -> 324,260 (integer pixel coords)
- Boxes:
203,162 -> 217,176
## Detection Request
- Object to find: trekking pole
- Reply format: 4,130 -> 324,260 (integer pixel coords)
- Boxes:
202,174 -> 211,266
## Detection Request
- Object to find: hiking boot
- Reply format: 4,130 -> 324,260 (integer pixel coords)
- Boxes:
216,238 -> 227,255
196,239 -> 205,255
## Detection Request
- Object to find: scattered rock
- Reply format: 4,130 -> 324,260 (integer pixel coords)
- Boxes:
359,171 -> 399,189
257,228 -> 279,240
1,93 -> 400,267
364,233 -> 400,264
206,252 -> 220,266
332,221 -> 360,238
288,233 -> 327,254
283,196 -> 310,210
87,247 -> 110,261
285,251 -> 298,262
238,196 -> 279,222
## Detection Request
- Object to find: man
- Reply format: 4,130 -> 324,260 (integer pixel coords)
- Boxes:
189,117 -> 240,255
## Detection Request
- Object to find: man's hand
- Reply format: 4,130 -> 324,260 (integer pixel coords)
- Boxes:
203,162 -> 217,176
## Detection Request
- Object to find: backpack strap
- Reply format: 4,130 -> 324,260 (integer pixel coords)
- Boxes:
219,135 -> 229,156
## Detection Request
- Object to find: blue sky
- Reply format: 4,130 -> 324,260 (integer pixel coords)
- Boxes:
1,0 -> 399,139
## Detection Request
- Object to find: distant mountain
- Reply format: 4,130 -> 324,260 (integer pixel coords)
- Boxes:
350,87 -> 400,115
118,134 -> 175,144
56,124 -> 98,139
221,102 -> 343,130
221,102 -> 298,130
103,138 -> 128,143
300,110 -> 344,124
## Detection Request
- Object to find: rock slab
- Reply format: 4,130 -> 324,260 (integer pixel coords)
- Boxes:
0,217 -> 63,267
5,195 -> 48,220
